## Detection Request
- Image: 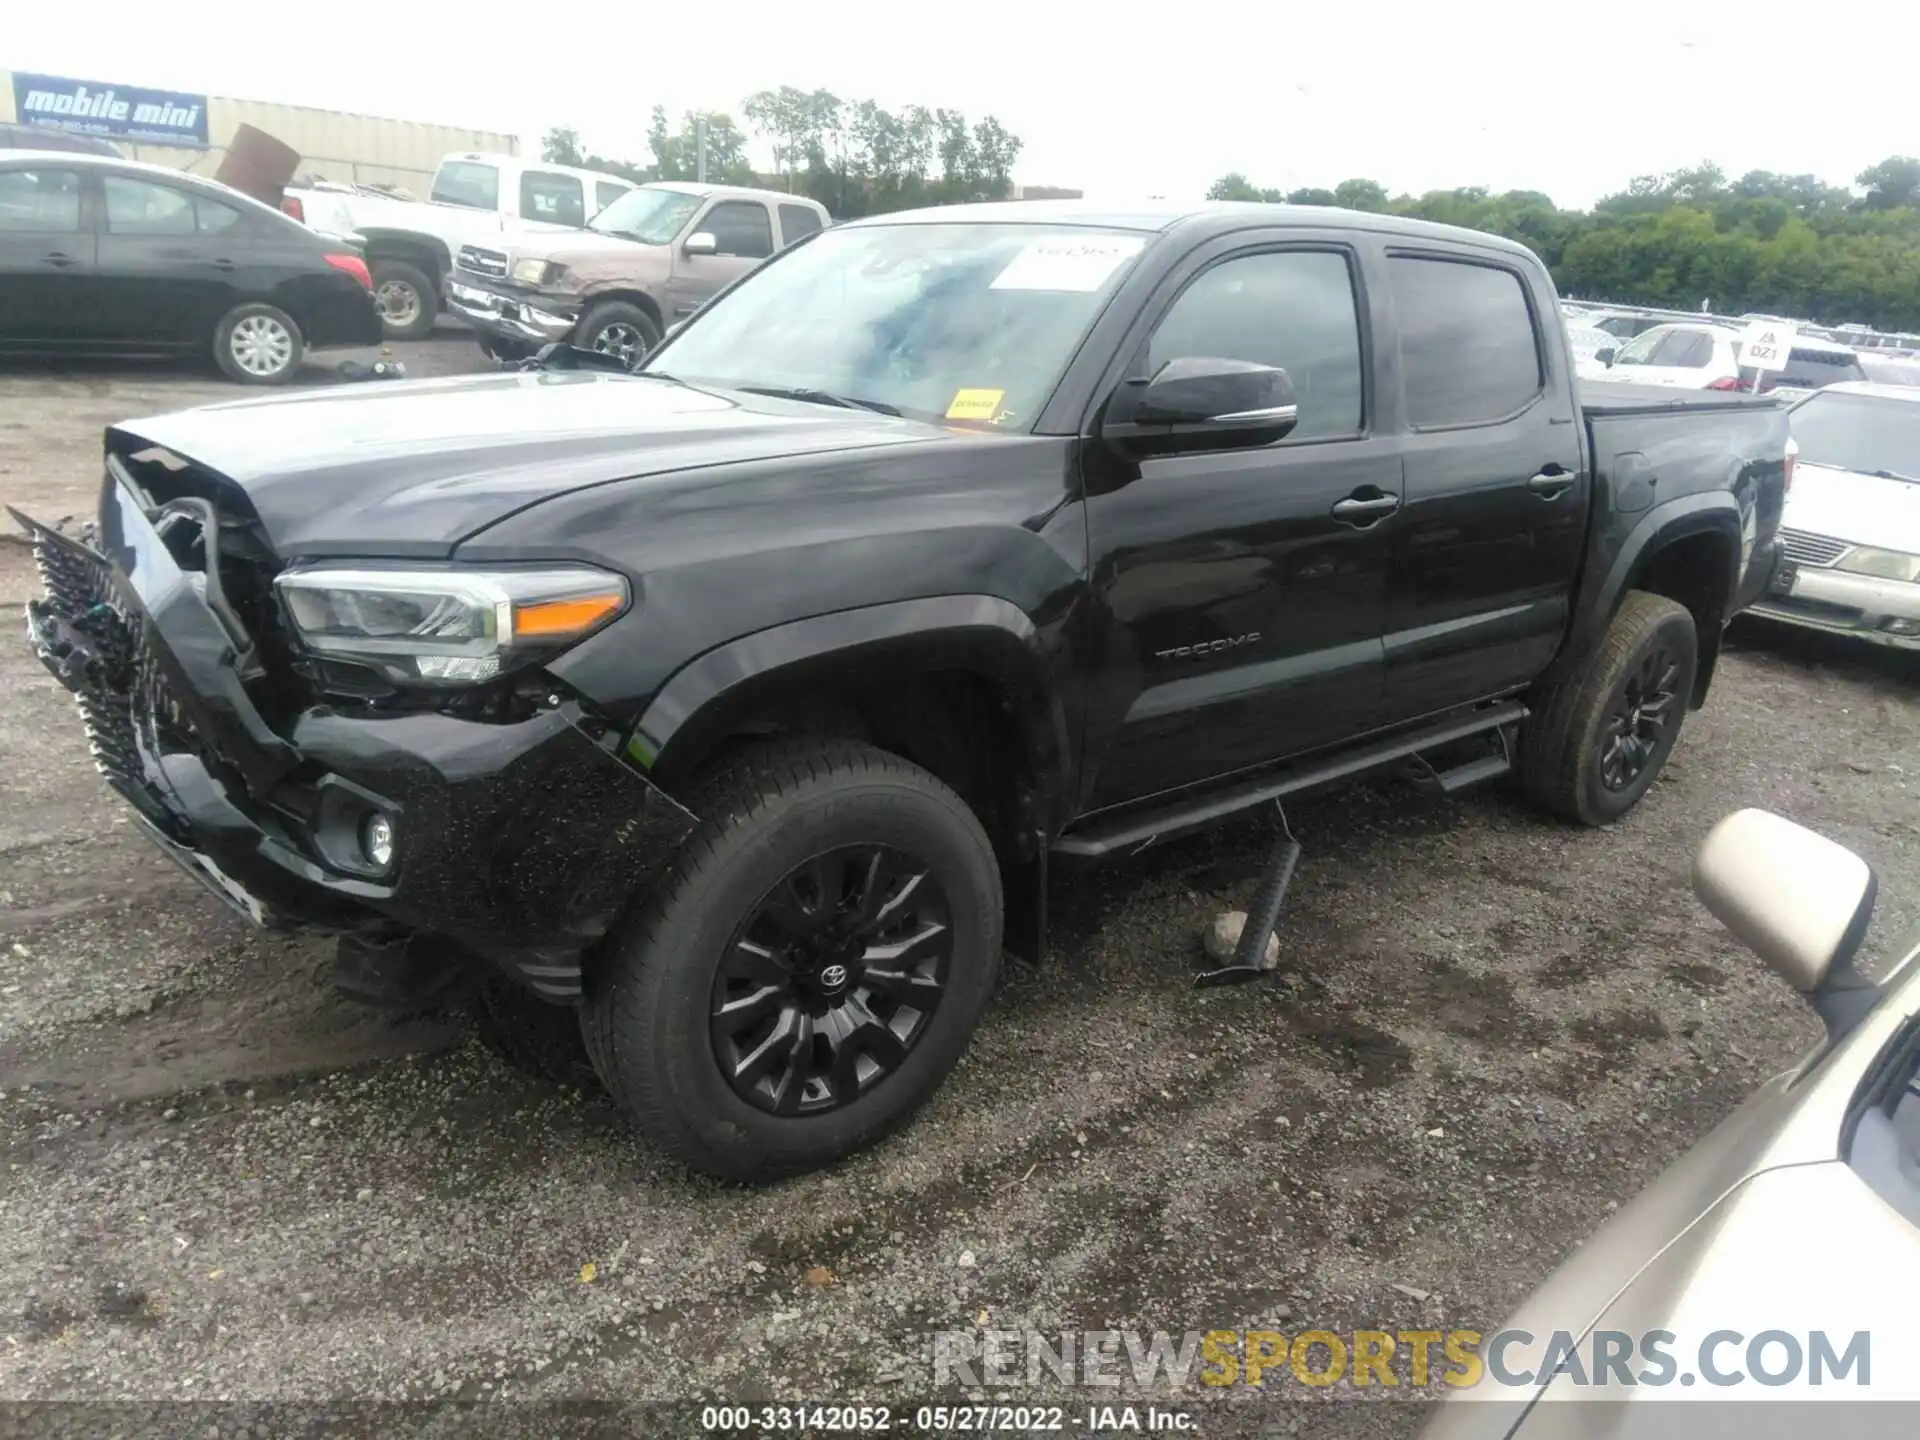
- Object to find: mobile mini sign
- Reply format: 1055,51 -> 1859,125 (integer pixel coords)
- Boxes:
11,72 -> 210,146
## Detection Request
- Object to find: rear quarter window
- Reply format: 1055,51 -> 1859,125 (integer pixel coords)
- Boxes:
1389,255 -> 1543,427
778,203 -> 824,246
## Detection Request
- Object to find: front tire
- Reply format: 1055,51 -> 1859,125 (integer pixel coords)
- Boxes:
582,740 -> 1003,1181
1521,590 -> 1699,825
574,300 -> 661,368
214,302 -> 304,385
370,260 -> 438,341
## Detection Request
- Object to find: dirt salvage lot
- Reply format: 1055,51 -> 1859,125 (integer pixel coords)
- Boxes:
2,353 -> 1918,1435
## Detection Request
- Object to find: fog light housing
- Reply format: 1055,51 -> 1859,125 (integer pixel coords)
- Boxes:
362,813 -> 395,869
1885,618 -> 1920,636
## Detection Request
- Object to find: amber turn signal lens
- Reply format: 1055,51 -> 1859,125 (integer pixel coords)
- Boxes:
512,592 -> 625,639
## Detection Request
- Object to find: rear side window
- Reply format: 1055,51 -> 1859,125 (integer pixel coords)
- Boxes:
778,203 -> 824,246
594,181 -> 628,215
702,201 -> 773,259
0,167 -> 82,231
520,170 -> 585,227
1147,249 -> 1364,439
102,176 -> 199,236
194,197 -> 244,235
1390,255 -> 1543,427
432,161 -> 499,210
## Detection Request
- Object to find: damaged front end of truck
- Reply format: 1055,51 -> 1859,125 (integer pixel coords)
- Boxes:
11,454 -> 696,1010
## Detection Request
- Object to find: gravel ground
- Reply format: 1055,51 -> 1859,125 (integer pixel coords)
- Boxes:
1,345 -> 1916,1436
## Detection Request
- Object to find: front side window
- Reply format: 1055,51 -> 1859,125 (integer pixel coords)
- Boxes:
701,201 -> 774,259
648,222 -> 1151,429
1390,255 -> 1542,427
519,171 -> 585,227
1146,249 -> 1364,439
0,167 -> 82,231
1611,327 -> 1671,366
432,161 -> 499,211
102,177 -> 197,236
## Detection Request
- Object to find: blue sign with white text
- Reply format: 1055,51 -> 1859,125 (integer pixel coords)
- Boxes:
12,72 -> 210,146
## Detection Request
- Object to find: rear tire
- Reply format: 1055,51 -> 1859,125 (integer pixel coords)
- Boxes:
370,260 -> 438,341
582,740 -> 1003,1181
1521,590 -> 1699,826
574,300 -> 661,367
213,302 -> 304,385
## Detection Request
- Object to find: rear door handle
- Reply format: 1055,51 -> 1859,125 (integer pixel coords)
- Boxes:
1528,469 -> 1575,499
42,251 -> 79,268
211,258 -> 238,272
1330,491 -> 1402,525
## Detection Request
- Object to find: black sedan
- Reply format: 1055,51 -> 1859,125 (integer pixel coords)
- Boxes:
0,151 -> 380,384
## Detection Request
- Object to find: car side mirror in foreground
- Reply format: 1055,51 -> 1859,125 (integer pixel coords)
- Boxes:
683,232 -> 718,256
1693,808 -> 1882,1039
1597,348 -> 1617,366
1102,357 -> 1299,458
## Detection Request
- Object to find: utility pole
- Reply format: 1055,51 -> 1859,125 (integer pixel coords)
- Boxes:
695,115 -> 708,183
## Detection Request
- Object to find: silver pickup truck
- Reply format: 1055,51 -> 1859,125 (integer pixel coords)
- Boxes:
446,180 -> 830,365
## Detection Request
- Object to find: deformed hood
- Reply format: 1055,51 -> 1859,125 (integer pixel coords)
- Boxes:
108,371 -> 940,559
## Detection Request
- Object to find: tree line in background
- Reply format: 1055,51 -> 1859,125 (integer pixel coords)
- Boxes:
1209,158 -> 1920,332
541,87 -> 1023,220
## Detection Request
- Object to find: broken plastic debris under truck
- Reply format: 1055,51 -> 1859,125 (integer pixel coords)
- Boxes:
10,463 -> 697,1003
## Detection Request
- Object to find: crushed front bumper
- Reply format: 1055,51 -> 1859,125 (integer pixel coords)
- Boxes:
12,475 -> 697,1002
1749,555 -> 1920,651
444,276 -> 580,348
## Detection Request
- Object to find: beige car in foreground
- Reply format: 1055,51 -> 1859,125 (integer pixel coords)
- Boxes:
1423,809 -> 1920,1437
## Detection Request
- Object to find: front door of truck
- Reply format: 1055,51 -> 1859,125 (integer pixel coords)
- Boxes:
665,199 -> 775,322
1080,235 -> 1401,812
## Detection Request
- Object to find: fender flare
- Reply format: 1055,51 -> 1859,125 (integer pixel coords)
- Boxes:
1551,490 -> 1745,694
630,595 -> 1075,817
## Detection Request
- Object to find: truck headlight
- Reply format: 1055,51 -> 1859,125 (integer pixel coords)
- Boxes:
275,565 -> 629,685
511,258 -> 562,286
1836,547 -> 1920,584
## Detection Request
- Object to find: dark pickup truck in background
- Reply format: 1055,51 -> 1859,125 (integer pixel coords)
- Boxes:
16,201 -> 1789,1180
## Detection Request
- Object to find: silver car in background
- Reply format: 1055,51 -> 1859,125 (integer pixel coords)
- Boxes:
1422,809 -> 1920,1436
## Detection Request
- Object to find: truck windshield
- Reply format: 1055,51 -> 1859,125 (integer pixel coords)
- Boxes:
642,222 -> 1150,429
590,186 -> 704,244
1790,391 -> 1920,481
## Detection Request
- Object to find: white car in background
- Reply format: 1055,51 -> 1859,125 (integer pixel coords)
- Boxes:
1599,322 -> 1866,394
1751,382 -> 1920,648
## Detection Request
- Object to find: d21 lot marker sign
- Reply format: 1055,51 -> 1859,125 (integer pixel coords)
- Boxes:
1739,320 -> 1798,372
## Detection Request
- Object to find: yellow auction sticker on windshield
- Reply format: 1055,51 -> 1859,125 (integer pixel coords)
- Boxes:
946,388 -> 1006,421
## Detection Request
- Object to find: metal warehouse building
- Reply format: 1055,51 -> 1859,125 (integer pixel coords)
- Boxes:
3,69 -> 519,194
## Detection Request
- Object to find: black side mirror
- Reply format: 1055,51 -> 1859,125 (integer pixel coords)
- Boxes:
1102,357 -> 1299,457
1597,348 -> 1617,367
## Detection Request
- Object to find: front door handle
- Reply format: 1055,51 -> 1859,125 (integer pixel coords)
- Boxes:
210,258 -> 238,272
1528,469 -> 1575,499
42,251 -> 79,268
1330,491 -> 1402,525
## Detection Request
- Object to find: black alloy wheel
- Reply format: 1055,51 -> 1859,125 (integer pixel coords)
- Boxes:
1597,643 -> 1682,792
711,844 -> 951,1116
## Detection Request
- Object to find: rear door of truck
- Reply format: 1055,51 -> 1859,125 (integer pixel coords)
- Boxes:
1375,244 -> 1588,721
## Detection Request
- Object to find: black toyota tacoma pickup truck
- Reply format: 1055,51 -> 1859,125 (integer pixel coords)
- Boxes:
16,201 -> 1789,1180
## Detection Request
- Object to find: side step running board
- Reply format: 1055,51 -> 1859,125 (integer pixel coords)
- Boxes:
1054,701 -> 1528,860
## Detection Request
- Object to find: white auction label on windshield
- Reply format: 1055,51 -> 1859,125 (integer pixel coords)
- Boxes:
990,235 -> 1146,292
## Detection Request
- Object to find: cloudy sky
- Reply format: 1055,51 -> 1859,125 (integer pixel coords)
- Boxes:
8,0 -> 1910,207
